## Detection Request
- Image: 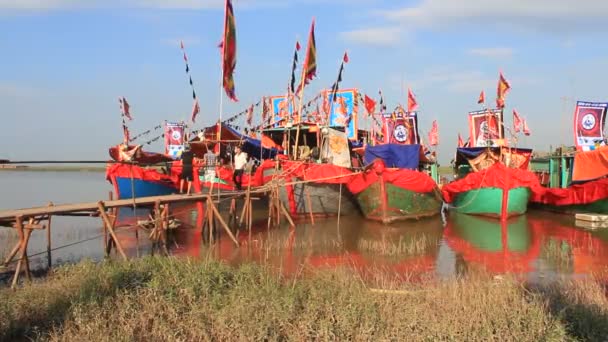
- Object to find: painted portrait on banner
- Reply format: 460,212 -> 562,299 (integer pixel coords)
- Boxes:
382,112 -> 420,145
164,121 -> 185,159
573,101 -> 607,150
468,109 -> 503,147
327,89 -> 358,140
269,95 -> 294,127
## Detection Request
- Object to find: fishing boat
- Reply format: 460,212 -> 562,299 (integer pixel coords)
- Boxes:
530,147 -> 608,214
348,144 -> 442,224
443,147 -> 541,219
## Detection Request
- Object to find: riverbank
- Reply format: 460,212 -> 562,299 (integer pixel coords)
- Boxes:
2,257 -> 607,341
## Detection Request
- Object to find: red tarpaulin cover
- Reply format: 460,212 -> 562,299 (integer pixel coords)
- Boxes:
108,145 -> 174,164
442,163 -> 544,203
572,147 -> 608,182
346,159 -> 437,195
531,177 -> 608,206
106,163 -> 178,186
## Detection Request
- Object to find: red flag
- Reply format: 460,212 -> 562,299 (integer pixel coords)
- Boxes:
486,109 -> 499,136
364,95 -> 376,117
221,0 -> 238,102
322,91 -> 330,116
428,120 -> 439,146
246,104 -> 253,126
523,119 -> 530,136
512,109 -> 522,133
343,51 -> 349,63
119,97 -> 132,120
191,98 -> 200,123
496,72 -> 511,109
407,88 -> 418,112
295,41 -> 301,51
477,90 -> 485,104
457,133 -> 464,147
297,19 -> 317,95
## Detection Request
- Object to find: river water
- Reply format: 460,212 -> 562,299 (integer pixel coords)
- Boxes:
1,170 -> 607,282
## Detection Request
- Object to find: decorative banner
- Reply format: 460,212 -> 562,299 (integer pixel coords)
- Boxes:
320,127 -> 351,168
327,88 -> 358,140
382,112 -> 420,145
269,95 -> 294,127
164,121 -> 186,159
573,101 -> 607,151
468,109 -> 503,147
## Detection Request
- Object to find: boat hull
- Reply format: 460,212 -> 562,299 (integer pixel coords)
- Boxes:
279,182 -> 358,217
355,180 -> 441,224
451,186 -> 530,218
531,198 -> 608,215
114,177 -> 176,199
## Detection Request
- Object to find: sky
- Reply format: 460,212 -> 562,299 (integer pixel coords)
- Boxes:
2,0 -> 608,164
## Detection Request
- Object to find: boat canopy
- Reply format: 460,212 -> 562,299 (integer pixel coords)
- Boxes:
364,144 -> 421,170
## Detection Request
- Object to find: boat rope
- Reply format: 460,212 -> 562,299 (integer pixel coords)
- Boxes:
444,169 -> 489,211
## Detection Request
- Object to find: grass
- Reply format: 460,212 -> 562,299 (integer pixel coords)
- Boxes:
1,257 -> 608,341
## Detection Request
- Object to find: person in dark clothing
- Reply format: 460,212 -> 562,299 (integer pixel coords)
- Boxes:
180,146 -> 194,195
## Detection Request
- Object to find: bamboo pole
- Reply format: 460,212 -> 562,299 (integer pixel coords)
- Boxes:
279,201 -> 296,228
304,186 -> 315,225
207,196 -> 239,246
46,202 -> 53,269
97,202 -> 127,260
11,216 -> 29,288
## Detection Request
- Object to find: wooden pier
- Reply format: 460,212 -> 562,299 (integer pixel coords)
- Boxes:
0,186 -> 296,289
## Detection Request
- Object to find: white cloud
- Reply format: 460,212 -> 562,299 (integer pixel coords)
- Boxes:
382,0 -> 608,33
339,27 -> 402,46
467,47 -> 513,58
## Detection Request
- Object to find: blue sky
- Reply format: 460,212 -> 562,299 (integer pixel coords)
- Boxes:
2,0 -> 608,164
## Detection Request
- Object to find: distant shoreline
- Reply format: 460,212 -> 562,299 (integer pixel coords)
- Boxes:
0,165 -> 106,172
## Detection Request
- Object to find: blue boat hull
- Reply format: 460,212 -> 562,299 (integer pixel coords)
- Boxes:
115,177 -> 176,199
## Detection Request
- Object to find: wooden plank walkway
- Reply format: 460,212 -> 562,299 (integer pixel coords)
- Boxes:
0,190 -> 266,221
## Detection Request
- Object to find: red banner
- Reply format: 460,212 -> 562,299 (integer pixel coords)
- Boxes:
573,101 -> 607,150
383,113 -> 419,145
468,109 -> 502,147
164,122 -> 185,158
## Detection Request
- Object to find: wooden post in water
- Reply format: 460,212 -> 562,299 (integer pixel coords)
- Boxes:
207,195 -> 239,247
46,202 -> 53,269
97,202 -> 127,260
11,216 -> 33,289
304,186 -> 315,225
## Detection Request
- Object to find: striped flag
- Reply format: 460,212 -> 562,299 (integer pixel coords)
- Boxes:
289,41 -> 300,94
119,97 -> 132,120
221,0 -> 238,102
297,18 -> 317,96
180,40 -> 200,123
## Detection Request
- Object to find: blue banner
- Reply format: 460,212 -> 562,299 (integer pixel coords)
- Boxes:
327,89 -> 358,140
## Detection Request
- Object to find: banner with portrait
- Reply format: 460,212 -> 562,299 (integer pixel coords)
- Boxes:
269,95 -> 295,127
382,112 -> 420,145
320,127 -> 351,168
164,121 -> 185,159
468,109 -> 503,147
573,101 -> 607,151
327,89 -> 358,140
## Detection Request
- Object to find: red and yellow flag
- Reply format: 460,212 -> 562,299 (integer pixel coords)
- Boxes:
297,18 -> 317,95
477,90 -> 485,104
496,72 -> 510,109
407,88 -> 418,112
221,0 -> 238,102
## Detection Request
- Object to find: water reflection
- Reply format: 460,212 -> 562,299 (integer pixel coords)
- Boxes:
2,171 -> 608,283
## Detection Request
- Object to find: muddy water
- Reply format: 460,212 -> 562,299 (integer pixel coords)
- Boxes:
1,171 -> 608,282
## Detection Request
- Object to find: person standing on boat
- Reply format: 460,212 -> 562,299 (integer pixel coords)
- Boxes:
180,145 -> 194,195
233,145 -> 248,190
203,144 -> 218,182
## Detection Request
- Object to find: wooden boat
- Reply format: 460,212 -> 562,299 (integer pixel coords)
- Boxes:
348,144 -> 442,224
530,147 -> 608,214
443,147 -> 541,219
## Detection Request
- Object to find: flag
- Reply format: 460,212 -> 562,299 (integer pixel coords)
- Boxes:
486,108 -> 499,136
496,72 -> 511,109
246,104 -> 253,126
457,133 -> 464,147
523,119 -> 530,136
119,97 -> 132,120
221,0 -> 238,102
191,98 -> 200,123
513,109 -> 522,133
477,90 -> 485,104
379,89 -> 386,114
364,94 -> 376,117
289,40 -> 300,94
322,91 -> 330,116
428,120 -> 439,146
297,18 -> 317,95
407,88 -> 418,112
330,51 -> 347,102
123,125 -> 130,144
262,97 -> 269,123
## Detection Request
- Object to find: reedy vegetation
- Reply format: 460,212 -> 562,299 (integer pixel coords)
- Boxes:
0,257 -> 607,341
